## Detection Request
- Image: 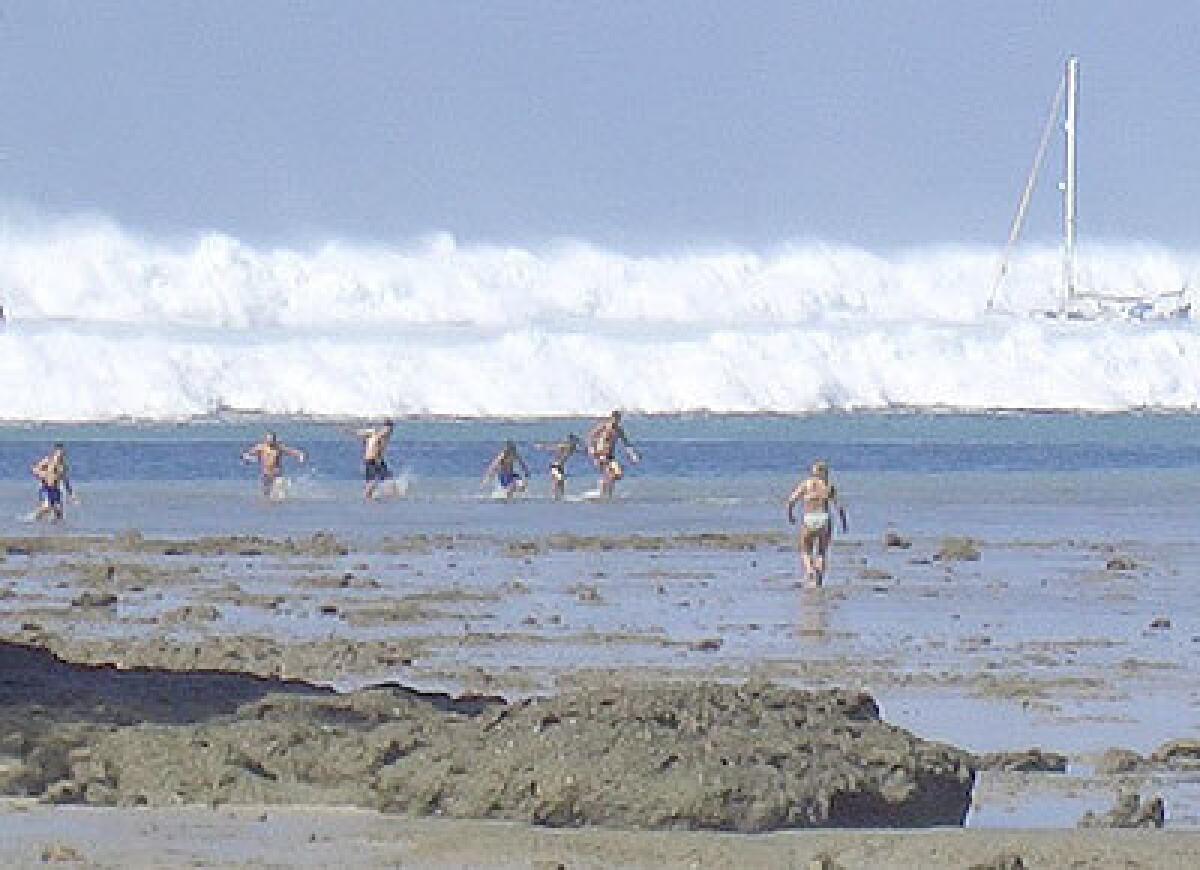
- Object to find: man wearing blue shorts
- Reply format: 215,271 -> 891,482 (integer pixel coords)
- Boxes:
32,443 -> 74,522
482,440 -> 530,499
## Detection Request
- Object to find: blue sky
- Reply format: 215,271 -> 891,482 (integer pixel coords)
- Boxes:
0,1 -> 1196,249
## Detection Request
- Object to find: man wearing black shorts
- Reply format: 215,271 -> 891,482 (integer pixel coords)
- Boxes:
534,432 -> 580,500
357,419 -> 395,500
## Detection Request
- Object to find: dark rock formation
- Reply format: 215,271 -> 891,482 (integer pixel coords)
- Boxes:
976,748 -> 1068,773
0,643 -> 975,832
935,538 -> 981,562
1151,739 -> 1200,769
1078,792 -> 1165,829
371,683 -> 975,831
1092,747 -> 1144,775
968,854 -> 1026,870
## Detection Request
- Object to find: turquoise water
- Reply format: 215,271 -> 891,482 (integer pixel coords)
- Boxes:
3,412 -> 1197,539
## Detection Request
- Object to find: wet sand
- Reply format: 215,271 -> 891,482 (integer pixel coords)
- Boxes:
3,530 -> 1196,730
2,802 -> 1199,869
2,529 -> 1200,865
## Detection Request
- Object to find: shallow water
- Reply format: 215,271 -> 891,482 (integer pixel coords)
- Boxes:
3,412 -> 1199,828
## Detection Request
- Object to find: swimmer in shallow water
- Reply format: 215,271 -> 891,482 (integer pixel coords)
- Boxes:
355,418 -> 395,500
242,432 -> 305,499
31,443 -> 74,522
586,410 -> 640,499
786,460 -> 848,587
534,432 -> 581,500
482,440 -> 530,500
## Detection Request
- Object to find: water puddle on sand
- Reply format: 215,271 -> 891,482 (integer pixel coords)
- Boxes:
968,771 -> 1200,829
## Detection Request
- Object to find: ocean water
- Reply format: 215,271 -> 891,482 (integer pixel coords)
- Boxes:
2,412 -> 1197,540
0,218 -> 1198,420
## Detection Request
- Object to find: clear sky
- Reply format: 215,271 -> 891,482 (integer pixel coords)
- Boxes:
1,1 -> 1196,250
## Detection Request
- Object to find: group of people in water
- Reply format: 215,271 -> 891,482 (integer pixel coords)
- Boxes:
29,409 -> 848,586
229,410 -> 641,505
479,411 -> 640,502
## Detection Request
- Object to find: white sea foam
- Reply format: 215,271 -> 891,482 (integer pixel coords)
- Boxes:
0,216 -> 1197,420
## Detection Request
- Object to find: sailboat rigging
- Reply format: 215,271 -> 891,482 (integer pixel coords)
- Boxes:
987,56 -> 1191,321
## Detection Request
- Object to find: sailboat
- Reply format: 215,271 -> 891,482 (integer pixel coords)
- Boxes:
988,56 -> 1191,321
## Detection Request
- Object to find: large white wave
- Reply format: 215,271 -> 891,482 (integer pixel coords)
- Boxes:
0,216 -> 1197,420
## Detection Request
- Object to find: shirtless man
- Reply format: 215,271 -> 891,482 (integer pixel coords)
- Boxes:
786,460 -> 848,587
31,443 -> 73,522
586,410 -> 640,499
356,418 -> 395,500
534,432 -> 580,500
242,432 -> 305,499
482,440 -> 530,499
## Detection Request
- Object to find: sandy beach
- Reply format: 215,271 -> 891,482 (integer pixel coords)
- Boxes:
2,802 -> 1200,869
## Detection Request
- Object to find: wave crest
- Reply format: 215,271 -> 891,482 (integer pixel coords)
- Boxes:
1,216 -> 1197,419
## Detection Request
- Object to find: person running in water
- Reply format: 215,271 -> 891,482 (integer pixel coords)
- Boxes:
786,460 -> 848,587
31,443 -> 74,522
587,410 -> 640,499
242,432 -> 305,499
482,440 -> 530,499
534,432 -> 581,500
355,418 -> 395,500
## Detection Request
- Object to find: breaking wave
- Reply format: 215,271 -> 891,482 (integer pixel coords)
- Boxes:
0,216 -> 1197,420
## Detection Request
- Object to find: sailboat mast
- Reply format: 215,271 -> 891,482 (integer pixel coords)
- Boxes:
1062,55 -> 1079,310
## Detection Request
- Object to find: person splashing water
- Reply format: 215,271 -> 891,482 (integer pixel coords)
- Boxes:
586,410 -> 640,499
241,431 -> 306,500
482,440 -> 531,500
